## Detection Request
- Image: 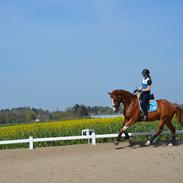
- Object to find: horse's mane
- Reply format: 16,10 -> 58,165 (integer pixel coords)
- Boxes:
111,89 -> 137,106
112,89 -> 135,98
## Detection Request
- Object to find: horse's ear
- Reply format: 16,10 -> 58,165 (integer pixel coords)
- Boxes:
108,92 -> 112,96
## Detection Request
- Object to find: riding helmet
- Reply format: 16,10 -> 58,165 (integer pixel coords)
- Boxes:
142,69 -> 150,77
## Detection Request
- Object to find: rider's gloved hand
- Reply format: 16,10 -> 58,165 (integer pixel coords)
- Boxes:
137,88 -> 142,92
133,88 -> 142,94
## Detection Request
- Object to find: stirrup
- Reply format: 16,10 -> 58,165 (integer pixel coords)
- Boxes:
140,113 -> 148,121
143,115 -> 148,121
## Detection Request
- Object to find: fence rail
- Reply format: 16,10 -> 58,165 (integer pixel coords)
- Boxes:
0,130 -> 183,150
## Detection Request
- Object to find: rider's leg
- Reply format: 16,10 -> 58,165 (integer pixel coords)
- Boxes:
141,93 -> 150,121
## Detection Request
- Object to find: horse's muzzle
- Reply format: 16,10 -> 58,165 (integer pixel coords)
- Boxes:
113,106 -> 119,112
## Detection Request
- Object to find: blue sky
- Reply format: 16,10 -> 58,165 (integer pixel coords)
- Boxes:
0,0 -> 183,110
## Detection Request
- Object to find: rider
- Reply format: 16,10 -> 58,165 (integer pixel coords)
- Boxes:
140,69 -> 152,121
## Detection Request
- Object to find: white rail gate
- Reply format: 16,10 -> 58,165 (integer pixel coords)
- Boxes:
0,130 -> 183,150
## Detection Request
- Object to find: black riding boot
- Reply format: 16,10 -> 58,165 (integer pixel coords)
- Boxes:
140,111 -> 148,121
140,92 -> 150,121
143,111 -> 148,121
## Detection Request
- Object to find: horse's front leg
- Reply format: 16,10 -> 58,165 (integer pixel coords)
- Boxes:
114,127 -> 128,145
114,119 -> 135,145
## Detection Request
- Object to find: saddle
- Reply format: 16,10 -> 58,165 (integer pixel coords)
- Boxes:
133,90 -> 157,113
148,100 -> 158,112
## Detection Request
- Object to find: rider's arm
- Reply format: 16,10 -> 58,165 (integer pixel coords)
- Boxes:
142,85 -> 151,92
142,79 -> 152,92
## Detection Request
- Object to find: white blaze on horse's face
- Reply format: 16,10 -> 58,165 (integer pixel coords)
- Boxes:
112,98 -> 119,112
111,98 -> 116,111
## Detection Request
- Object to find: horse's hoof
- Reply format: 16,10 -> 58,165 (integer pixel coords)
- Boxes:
128,137 -> 133,145
114,142 -> 119,146
168,141 -> 176,146
145,140 -> 151,146
114,139 -> 119,146
168,143 -> 173,147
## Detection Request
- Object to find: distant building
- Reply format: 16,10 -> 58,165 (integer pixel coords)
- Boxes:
91,114 -> 122,118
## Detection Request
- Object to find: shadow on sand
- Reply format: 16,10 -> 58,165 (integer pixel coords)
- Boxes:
115,139 -> 183,150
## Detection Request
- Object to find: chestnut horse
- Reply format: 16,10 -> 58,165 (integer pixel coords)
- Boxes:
108,89 -> 183,146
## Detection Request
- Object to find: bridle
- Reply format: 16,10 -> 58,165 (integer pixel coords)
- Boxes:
112,102 -> 122,109
112,99 -> 122,112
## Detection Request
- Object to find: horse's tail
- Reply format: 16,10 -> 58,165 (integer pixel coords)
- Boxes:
176,106 -> 183,125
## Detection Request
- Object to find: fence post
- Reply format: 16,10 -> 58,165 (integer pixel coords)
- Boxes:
29,136 -> 34,150
91,132 -> 96,145
87,129 -> 90,144
150,129 -> 156,136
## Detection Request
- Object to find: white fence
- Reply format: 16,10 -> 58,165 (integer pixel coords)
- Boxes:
0,130 -> 183,150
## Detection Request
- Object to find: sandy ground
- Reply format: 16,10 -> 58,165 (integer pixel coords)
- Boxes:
0,142 -> 183,183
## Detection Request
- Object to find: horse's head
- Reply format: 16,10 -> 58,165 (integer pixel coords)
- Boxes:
108,91 -> 122,112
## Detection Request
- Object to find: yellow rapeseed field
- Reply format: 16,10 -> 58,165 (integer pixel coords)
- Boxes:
0,116 -> 182,149
0,117 -> 123,148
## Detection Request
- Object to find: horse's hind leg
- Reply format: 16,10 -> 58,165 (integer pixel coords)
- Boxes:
145,119 -> 165,145
166,120 -> 176,145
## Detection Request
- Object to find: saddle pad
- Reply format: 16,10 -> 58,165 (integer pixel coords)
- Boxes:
149,100 -> 158,112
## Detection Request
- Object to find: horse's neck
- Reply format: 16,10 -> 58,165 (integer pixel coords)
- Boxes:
119,91 -> 136,108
